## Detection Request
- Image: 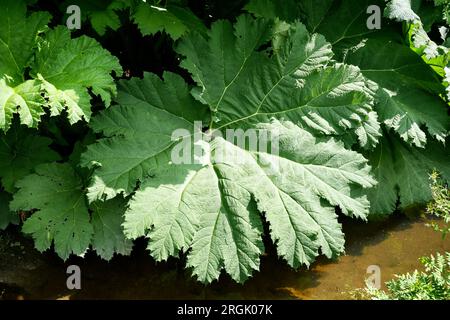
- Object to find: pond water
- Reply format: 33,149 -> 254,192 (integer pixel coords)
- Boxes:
1,213 -> 449,300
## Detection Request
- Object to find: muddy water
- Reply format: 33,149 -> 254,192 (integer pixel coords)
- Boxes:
1,214 -> 449,300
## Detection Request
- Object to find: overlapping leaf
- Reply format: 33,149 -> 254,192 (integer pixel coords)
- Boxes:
385,0 -> 450,102
345,39 -> 449,147
365,130 -> 450,216
11,163 -> 93,259
82,16 -> 377,283
249,0 -> 449,216
0,125 -> 60,193
0,0 -> 50,84
132,1 -> 206,40
0,0 -> 122,131
176,15 -> 380,148
248,0 -> 449,148
3,0 -> 447,285
10,163 -> 132,260
62,0 -> 130,36
61,0 -> 206,39
32,26 -> 122,123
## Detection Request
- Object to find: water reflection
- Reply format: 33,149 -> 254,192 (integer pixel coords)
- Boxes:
1,214 -> 449,300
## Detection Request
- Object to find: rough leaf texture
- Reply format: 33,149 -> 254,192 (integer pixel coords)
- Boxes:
82,16 -> 377,283
247,0 -> 449,215
0,0 -> 122,131
366,131 -> 450,216
10,163 -> 132,260
176,16 -> 380,147
294,0 -> 449,147
384,0 -> 420,22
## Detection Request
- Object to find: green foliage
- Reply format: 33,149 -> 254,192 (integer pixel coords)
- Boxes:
246,0 -> 450,216
384,0 -> 450,97
0,0 -> 122,131
362,172 -> 450,300
365,252 -> 450,300
10,163 -> 132,260
131,0 -> 206,39
0,191 -> 18,230
0,125 -> 60,193
427,171 -> 450,237
81,16 -> 378,282
433,0 -> 450,25
364,132 -> 450,216
63,0 -> 206,39
62,0 -> 130,36
0,0 -> 448,284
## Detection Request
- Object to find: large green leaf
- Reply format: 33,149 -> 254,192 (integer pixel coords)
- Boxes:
82,16 -> 377,283
246,0 -> 386,51
0,0 -> 50,84
0,1 -> 122,131
32,27 -> 123,123
122,121 -> 373,282
176,15 -> 379,147
246,0 -> 450,217
10,163 -> 132,260
82,71 -> 210,202
295,0 -> 450,148
11,163 -> 93,259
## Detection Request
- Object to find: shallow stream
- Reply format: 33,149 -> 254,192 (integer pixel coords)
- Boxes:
1,214 -> 449,299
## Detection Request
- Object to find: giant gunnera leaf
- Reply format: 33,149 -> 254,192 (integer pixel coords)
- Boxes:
0,0 -> 122,131
246,0 -> 450,216
10,163 -> 132,260
82,16 -> 377,283
296,0 -> 450,215
247,0 -> 449,148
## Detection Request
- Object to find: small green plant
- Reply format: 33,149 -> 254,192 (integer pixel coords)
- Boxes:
426,171 -> 450,237
364,253 -> 450,300
361,172 -> 450,300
